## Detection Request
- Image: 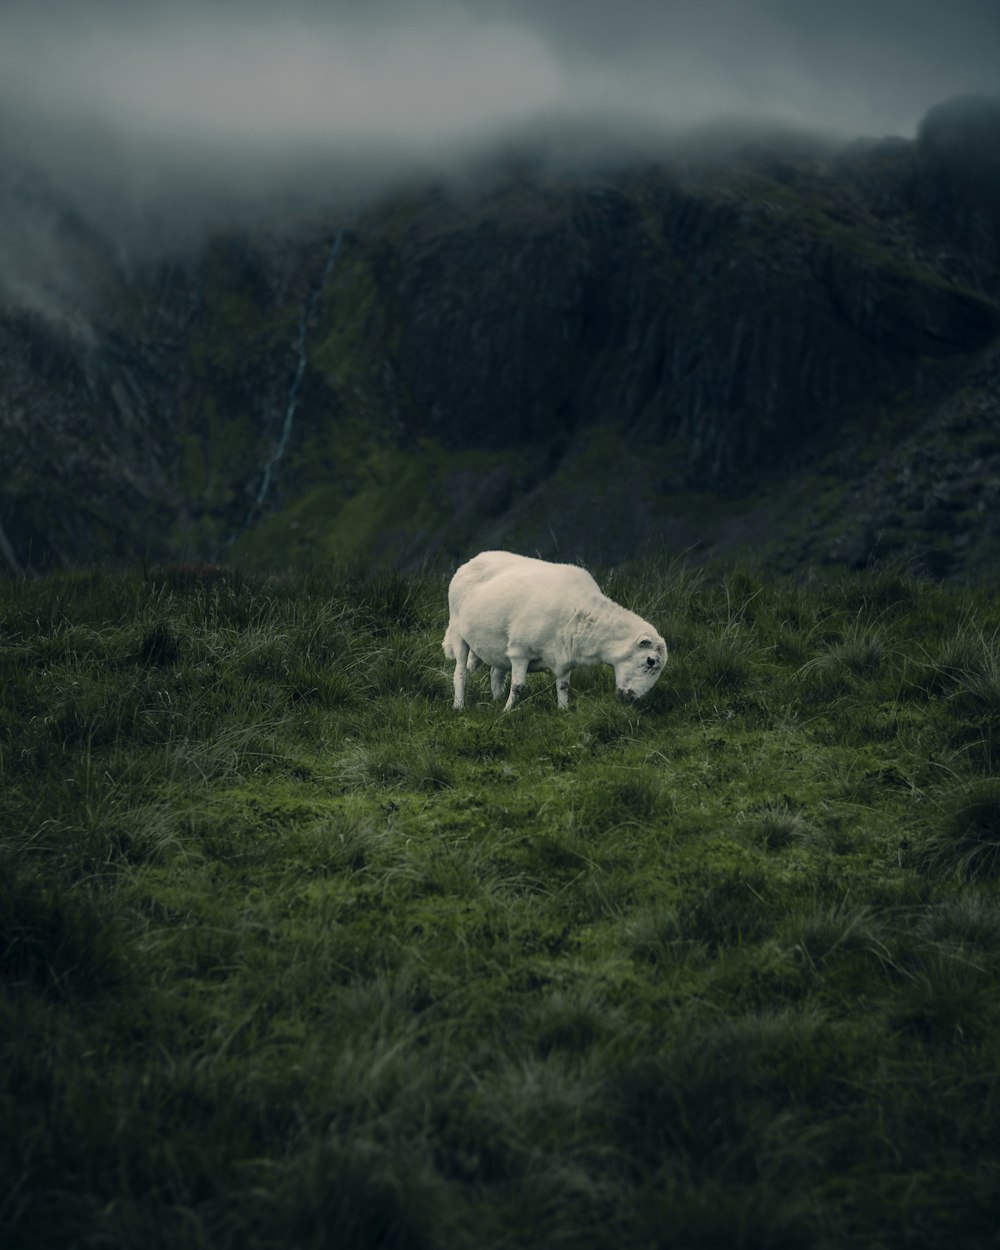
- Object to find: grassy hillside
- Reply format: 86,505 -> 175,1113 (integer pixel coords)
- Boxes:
3,560 -> 1000,1248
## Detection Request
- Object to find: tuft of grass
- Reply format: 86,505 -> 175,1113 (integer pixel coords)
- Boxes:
691,626 -> 757,693
915,777 -> 1000,881
132,618 -> 183,667
921,623 -> 987,692
825,628 -> 886,677
338,739 -> 453,791
915,889 -> 1000,949
570,767 -> 671,835
530,986 -> 618,1055
888,948 -> 997,1043
787,902 -> 888,973
0,871 -> 128,998
676,865 -> 778,951
798,618 -> 888,701
623,902 -> 709,967
743,799 -> 810,849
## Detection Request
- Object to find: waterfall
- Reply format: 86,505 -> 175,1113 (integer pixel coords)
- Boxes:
243,229 -> 345,527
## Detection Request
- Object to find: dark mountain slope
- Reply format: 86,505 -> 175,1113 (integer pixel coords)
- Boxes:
1,96 -> 998,575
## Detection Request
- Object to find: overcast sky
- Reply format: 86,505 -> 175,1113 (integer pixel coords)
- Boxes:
0,0 -> 998,217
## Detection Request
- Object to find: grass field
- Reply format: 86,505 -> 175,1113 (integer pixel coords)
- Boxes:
2,558 -> 1000,1249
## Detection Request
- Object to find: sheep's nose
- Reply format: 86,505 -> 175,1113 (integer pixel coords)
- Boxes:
645,657 -> 657,668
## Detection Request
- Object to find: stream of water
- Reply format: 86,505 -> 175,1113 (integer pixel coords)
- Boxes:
240,229 -> 345,530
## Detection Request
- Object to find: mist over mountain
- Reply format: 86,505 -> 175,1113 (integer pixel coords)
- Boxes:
1,2 -> 999,577
2,0 -> 998,223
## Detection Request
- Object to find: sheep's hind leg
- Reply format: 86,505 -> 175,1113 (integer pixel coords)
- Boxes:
490,666 -> 507,700
556,670 -> 571,709
504,657 -> 529,712
452,638 -> 470,709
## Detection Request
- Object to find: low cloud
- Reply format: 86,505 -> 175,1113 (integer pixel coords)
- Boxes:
0,11 -> 564,155
0,0 -> 997,269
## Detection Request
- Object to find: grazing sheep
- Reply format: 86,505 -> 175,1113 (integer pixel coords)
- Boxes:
443,550 -> 667,710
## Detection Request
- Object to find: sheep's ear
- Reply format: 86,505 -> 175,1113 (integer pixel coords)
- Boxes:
638,637 -> 653,648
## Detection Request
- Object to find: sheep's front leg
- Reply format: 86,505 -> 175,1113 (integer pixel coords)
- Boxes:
452,638 -> 470,709
504,656 -> 529,712
556,670 -> 571,709
490,666 -> 507,701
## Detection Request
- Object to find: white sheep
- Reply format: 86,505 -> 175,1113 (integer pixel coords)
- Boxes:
443,550 -> 667,710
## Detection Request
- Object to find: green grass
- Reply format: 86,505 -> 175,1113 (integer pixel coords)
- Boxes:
2,560 -> 1000,1248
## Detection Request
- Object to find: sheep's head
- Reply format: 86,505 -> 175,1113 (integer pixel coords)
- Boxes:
613,633 -> 668,702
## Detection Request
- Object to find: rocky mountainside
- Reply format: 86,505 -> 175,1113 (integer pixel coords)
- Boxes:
1,95 -> 999,577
